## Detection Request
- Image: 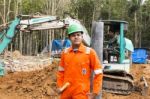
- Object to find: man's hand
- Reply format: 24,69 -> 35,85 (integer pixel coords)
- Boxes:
87,93 -> 97,99
56,88 -> 62,94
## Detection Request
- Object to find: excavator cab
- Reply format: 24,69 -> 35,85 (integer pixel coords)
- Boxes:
102,20 -> 128,64
91,20 -> 134,95
93,20 -> 132,73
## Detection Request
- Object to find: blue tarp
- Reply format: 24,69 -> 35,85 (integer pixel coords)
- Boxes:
51,39 -> 71,55
132,48 -> 148,63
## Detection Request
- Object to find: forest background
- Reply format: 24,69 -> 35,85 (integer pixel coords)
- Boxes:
0,0 -> 149,55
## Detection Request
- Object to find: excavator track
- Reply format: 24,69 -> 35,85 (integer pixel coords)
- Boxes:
102,71 -> 134,95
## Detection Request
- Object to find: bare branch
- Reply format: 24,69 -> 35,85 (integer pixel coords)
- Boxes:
0,12 -> 5,24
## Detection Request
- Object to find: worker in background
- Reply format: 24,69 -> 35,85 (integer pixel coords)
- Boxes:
103,28 -> 119,63
109,29 -> 120,63
57,24 -> 103,99
107,28 -> 119,48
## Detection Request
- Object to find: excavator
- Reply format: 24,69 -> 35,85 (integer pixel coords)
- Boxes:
0,15 -> 148,95
91,20 -> 148,95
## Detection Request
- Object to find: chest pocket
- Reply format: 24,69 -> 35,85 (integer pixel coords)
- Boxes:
80,60 -> 91,77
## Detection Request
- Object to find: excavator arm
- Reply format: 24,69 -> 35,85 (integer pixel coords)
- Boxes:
0,15 -> 59,54
0,15 -> 91,54
0,17 -> 20,53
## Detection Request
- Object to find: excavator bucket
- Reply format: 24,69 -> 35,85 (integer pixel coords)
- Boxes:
140,76 -> 149,96
133,76 -> 149,96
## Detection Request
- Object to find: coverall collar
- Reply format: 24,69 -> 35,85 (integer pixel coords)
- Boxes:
69,43 -> 85,53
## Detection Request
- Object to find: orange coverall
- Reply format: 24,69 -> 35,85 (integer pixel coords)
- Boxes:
57,44 -> 103,99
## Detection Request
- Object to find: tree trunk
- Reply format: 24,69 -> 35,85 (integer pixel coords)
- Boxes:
3,0 -> 6,24
134,12 -> 138,48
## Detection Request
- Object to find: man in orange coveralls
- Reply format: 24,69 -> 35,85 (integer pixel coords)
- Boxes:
57,24 -> 103,99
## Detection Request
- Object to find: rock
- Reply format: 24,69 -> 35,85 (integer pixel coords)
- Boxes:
16,78 -> 22,83
12,50 -> 22,59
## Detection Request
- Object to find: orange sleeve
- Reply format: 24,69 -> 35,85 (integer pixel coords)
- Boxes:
90,49 -> 103,95
57,52 -> 65,88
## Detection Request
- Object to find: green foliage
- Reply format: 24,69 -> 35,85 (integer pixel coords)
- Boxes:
140,0 -> 150,47
22,0 -> 44,14
69,0 -> 150,47
69,0 -> 95,30
0,0 -> 150,48
100,0 -> 128,20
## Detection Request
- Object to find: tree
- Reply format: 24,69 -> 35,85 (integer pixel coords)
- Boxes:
128,0 -> 143,47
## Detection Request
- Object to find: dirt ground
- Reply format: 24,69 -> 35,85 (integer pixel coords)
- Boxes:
0,60 -> 59,99
0,60 -> 150,99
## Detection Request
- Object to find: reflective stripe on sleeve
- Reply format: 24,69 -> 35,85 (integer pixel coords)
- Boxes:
58,66 -> 65,71
94,69 -> 103,74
